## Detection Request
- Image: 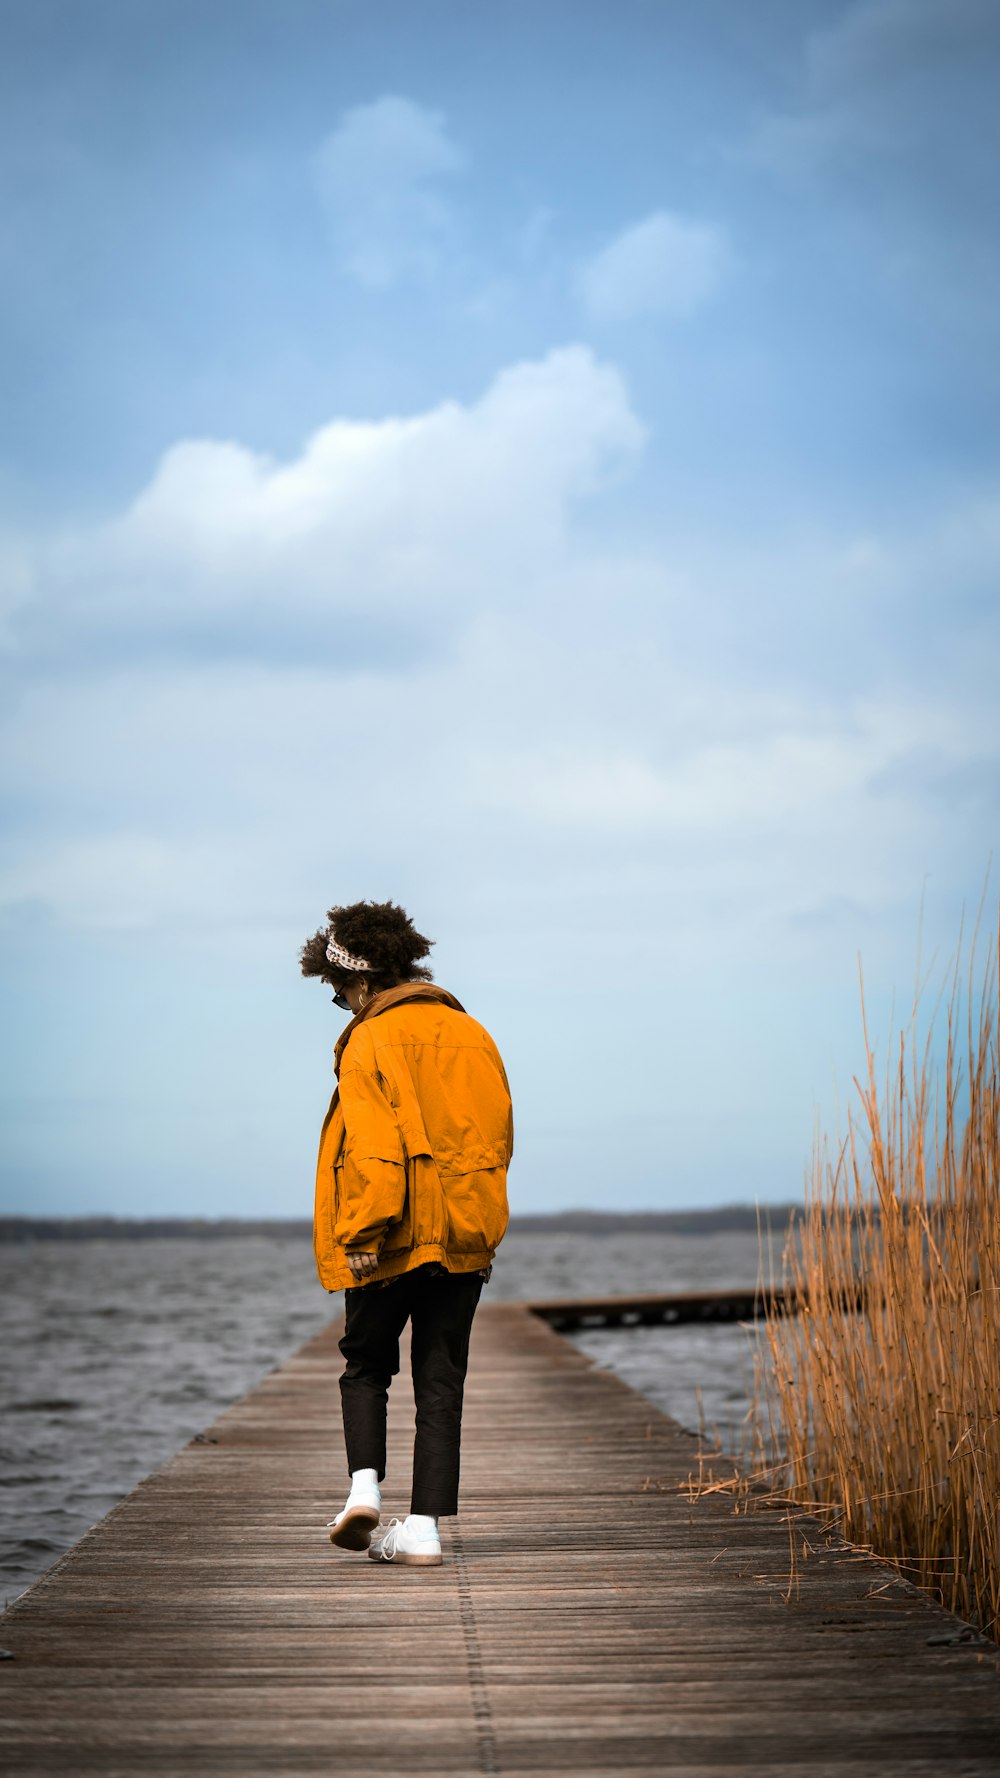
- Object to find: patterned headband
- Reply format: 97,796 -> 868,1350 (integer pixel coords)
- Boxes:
325,934 -> 373,973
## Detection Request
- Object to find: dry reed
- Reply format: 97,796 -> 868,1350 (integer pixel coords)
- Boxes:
690,894 -> 1000,1641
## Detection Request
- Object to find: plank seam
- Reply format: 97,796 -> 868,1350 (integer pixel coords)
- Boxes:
453,1524 -> 500,1775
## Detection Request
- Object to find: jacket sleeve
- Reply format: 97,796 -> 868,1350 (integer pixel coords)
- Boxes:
485,1034 -> 514,1168
335,1051 -> 407,1252
501,1062 -> 514,1167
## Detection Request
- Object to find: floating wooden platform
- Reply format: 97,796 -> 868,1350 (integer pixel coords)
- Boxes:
528,1285 -> 784,1328
2,1301 -> 999,1776
527,1284 -> 868,1329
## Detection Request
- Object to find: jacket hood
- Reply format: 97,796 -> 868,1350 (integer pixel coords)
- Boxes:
333,982 -> 466,1077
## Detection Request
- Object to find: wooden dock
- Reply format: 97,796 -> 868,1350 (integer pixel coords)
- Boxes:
528,1285 -> 787,1328
2,1301 -> 999,1775
526,1283 -> 868,1329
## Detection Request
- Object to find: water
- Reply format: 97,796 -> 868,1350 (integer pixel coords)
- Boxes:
0,1230 -> 768,1608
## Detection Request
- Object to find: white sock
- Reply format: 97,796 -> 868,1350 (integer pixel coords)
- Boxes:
405,1513 -> 438,1536
350,1468 -> 380,1493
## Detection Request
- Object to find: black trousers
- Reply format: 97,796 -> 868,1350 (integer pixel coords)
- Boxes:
338,1262 -> 485,1517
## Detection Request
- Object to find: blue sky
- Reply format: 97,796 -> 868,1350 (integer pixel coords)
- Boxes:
1,0 -> 998,1218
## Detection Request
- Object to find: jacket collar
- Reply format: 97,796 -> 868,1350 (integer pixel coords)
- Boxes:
333,982 -> 466,1076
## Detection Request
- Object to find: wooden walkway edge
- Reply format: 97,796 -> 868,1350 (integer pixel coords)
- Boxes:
2,1302 -> 999,1776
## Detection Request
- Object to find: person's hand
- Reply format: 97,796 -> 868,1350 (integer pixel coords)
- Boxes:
346,1250 -> 381,1282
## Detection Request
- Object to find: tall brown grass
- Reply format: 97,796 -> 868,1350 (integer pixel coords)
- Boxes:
709,897 -> 999,1639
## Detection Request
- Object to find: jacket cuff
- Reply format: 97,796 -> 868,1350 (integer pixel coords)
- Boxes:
341,1228 -> 387,1253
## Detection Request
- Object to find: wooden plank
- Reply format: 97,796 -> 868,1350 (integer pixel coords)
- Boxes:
1,1301 -> 998,1776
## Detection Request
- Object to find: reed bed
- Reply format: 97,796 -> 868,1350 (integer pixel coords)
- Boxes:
691,898 -> 1000,1641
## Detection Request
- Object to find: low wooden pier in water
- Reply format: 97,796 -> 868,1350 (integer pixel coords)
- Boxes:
2,1299 -> 999,1775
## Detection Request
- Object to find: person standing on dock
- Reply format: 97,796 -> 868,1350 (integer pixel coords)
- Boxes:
300,899 -> 514,1567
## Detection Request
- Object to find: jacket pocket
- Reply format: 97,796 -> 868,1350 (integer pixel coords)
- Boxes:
440,1163 -> 509,1254
381,1184 -> 413,1253
329,1157 -> 344,1250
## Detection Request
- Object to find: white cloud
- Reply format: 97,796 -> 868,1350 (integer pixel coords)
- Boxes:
3,378 -> 997,1218
0,833 -> 241,932
10,346 -> 644,666
2,502 -> 996,943
0,533 -> 32,643
311,94 -> 465,288
580,211 -> 730,323
467,698 -> 995,839
2,630 -> 994,974
2,350 -> 996,962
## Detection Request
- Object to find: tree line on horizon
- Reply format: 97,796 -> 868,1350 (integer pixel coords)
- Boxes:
0,1205 -> 804,1241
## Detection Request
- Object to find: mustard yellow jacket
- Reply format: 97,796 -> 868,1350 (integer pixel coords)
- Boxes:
313,984 -> 514,1292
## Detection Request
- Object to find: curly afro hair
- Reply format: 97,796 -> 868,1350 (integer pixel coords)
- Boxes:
299,899 -> 434,993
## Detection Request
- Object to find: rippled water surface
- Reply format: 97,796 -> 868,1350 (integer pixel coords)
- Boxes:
1,1230 -> 767,1607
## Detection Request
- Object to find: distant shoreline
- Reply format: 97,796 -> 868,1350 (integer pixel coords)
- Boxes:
0,1206 -> 801,1242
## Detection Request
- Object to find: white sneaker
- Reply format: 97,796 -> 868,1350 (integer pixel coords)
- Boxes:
368,1515 -> 443,1566
327,1481 -> 381,1551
